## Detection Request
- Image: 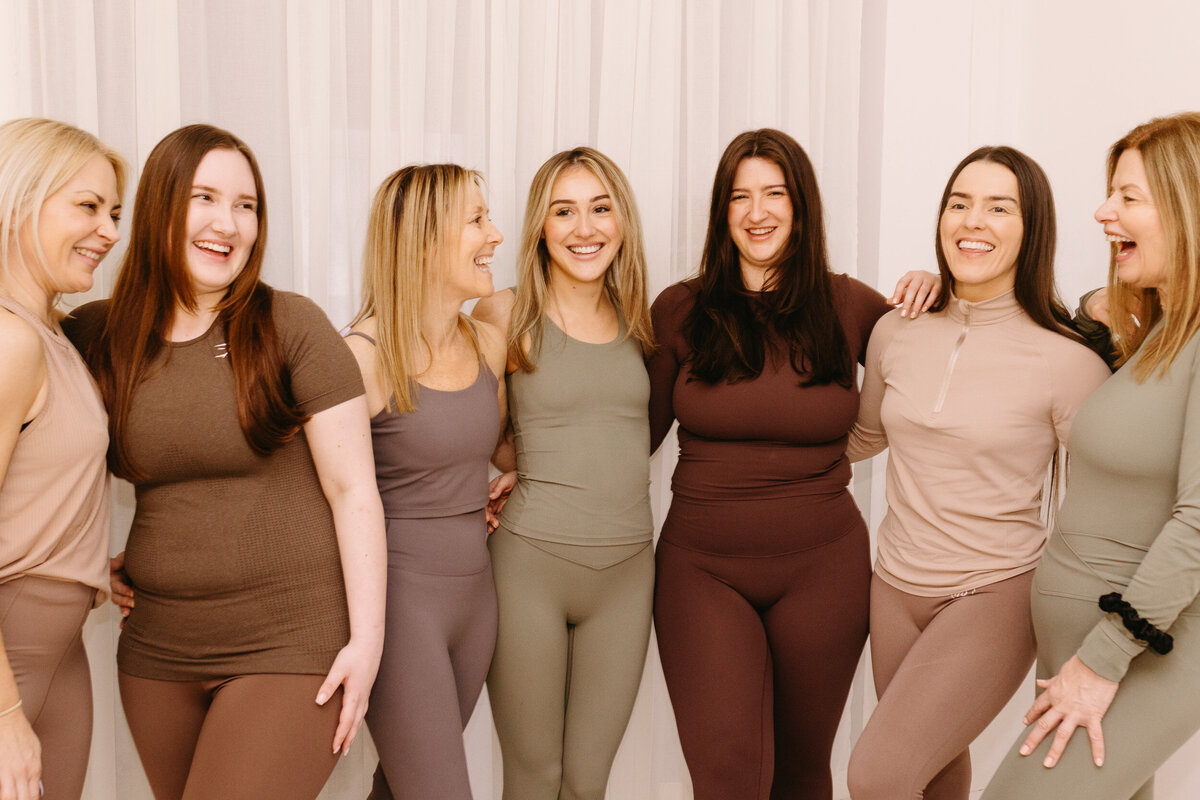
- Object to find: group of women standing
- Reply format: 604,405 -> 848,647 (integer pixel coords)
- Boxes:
4,108 -> 1200,800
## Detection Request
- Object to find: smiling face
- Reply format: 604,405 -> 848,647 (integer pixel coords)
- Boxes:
444,180 -> 502,301
542,166 -> 623,288
1095,148 -> 1167,292
727,157 -> 794,286
939,160 -> 1024,302
184,148 -> 259,304
20,153 -> 122,295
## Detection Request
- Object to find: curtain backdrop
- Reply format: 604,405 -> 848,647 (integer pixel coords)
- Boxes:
4,0 -> 1200,797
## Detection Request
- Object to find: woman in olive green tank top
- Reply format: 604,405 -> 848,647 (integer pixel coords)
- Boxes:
473,147 -> 655,800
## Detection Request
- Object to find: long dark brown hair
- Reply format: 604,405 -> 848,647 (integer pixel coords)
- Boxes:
683,128 -> 852,387
930,146 -> 1080,342
83,124 -> 305,480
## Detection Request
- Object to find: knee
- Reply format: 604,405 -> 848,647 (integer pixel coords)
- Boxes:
503,753 -> 563,797
847,745 -> 910,800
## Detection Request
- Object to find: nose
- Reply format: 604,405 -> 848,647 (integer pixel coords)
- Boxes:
98,214 -> 120,244
748,197 -> 768,223
211,202 -> 237,236
963,203 -> 987,229
488,219 -> 503,245
575,211 -> 596,237
1095,193 -> 1117,224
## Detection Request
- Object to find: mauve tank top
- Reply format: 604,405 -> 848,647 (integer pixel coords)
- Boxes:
355,333 -> 501,519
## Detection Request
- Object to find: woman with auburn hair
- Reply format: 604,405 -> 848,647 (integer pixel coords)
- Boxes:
647,127 -> 938,799
471,146 -> 655,799
65,124 -> 385,800
983,113 -> 1200,799
344,164 -> 506,799
844,146 -> 1109,800
0,117 -> 124,800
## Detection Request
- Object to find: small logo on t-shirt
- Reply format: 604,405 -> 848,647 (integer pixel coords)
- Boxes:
214,343 -> 229,359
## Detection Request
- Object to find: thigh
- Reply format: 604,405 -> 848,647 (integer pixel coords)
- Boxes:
447,566 -> 497,728
183,674 -> 340,800
0,578 -> 94,800
865,572 -> 925,696
560,545 -> 654,800
369,569 -> 476,800
654,539 -> 773,800
984,598 -> 1200,800
850,572 -> 1035,800
487,529 -> 571,798
119,673 -> 211,800
765,531 -> 871,800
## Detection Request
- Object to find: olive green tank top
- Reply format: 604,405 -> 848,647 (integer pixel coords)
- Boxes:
500,314 -> 652,550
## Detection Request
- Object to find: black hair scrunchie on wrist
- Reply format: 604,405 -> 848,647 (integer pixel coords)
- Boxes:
1099,593 -> 1174,655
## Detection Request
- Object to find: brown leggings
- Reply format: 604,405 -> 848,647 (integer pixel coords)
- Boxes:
847,570 -> 1036,800
0,576 -> 95,800
119,672 -> 342,800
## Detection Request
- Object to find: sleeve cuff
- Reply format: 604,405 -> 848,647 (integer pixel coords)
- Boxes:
1076,617 -> 1148,682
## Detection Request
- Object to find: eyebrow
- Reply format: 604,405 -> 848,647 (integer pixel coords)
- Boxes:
732,184 -> 787,193
193,184 -> 258,202
74,188 -> 120,209
948,191 -> 1018,203
549,194 -> 610,207
1117,183 -> 1146,193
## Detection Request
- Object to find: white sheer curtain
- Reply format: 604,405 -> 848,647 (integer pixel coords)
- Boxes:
6,0 -> 1200,797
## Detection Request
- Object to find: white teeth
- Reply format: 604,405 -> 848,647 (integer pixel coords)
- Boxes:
74,247 -> 102,260
1106,234 -> 1133,244
748,227 -> 774,236
568,244 -> 602,255
194,241 -> 232,254
474,256 -> 493,267
958,240 -> 995,252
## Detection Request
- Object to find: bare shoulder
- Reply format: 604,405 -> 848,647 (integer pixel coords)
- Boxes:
343,317 -> 379,375
473,317 -> 508,378
472,288 -> 515,332
0,309 -> 46,415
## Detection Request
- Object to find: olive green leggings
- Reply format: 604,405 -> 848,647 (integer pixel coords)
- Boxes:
486,528 -> 654,800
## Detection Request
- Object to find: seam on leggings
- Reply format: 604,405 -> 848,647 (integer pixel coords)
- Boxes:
659,518 -> 861,559
389,562 -> 491,578
27,588 -> 89,726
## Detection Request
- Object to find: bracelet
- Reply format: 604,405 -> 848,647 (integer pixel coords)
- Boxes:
1099,593 -> 1174,655
0,699 -> 22,719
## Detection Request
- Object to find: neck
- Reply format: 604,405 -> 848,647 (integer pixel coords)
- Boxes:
420,294 -> 465,351
0,270 -> 55,326
740,262 -> 769,292
547,272 -> 608,316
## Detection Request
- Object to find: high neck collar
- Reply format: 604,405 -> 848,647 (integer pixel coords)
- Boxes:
946,289 -> 1023,326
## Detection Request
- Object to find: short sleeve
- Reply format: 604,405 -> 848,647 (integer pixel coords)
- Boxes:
273,291 -> 365,415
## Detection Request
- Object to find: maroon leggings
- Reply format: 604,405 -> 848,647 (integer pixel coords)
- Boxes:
119,672 -> 342,800
0,576 -> 95,800
654,506 -> 871,800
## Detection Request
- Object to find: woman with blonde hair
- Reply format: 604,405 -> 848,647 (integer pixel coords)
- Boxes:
984,112 -> 1200,798
67,124 -> 385,800
472,146 -> 655,799
345,164 -> 506,799
0,117 -> 124,800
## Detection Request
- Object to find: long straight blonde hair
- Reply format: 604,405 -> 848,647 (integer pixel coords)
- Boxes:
351,164 -> 482,413
508,147 -> 654,371
1107,112 -> 1200,378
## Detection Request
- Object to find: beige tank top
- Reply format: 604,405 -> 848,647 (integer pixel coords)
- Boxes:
0,296 -> 109,604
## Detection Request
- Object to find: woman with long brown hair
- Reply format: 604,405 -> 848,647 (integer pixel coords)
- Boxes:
0,117 -> 124,800
66,124 -> 385,800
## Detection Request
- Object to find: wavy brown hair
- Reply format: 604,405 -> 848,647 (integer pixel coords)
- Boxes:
929,146 -> 1080,343
81,124 -> 305,480
684,128 -> 851,387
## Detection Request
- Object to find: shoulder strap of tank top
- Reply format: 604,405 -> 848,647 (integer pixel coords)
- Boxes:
345,330 -> 376,346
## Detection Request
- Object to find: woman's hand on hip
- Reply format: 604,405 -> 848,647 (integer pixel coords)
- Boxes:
1019,654 -> 1118,768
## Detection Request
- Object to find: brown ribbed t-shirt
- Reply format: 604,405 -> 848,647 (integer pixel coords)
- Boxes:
65,290 -> 365,679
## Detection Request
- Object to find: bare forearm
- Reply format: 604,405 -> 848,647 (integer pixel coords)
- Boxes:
330,487 -> 386,651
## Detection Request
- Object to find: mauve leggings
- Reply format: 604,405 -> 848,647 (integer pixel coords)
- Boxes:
654,492 -> 872,800
0,576 -> 95,800
847,570 -> 1036,800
